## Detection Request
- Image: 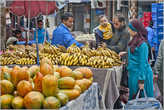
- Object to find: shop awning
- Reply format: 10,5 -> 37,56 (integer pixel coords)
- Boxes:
69,0 -> 91,3
9,0 -> 58,18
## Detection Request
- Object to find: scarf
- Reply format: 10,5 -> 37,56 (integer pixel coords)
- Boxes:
128,19 -> 147,53
98,23 -> 113,40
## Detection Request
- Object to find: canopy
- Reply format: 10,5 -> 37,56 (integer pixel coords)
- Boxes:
10,0 -> 58,18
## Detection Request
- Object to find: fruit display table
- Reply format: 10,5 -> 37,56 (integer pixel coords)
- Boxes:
1,65 -> 122,109
70,65 -> 123,109
60,83 -> 100,110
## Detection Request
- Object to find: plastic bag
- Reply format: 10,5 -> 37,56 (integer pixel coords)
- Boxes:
153,81 -> 161,98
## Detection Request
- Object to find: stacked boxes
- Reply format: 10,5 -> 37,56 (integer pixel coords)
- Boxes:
143,12 -> 152,27
152,2 -> 164,52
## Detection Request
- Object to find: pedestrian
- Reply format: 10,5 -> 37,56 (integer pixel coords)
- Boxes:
112,14 -> 130,109
51,12 -> 83,48
34,19 -> 50,44
146,21 -> 158,66
154,39 -> 164,96
127,19 -> 154,99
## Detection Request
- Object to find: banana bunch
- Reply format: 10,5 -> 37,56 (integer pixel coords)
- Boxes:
39,53 -> 60,65
77,54 -> 89,66
15,58 -> 36,65
59,53 -> 77,66
57,45 -> 67,53
1,52 -> 16,58
42,45 -> 61,55
28,52 -> 37,59
87,56 -> 115,68
81,46 -> 95,57
0,56 -> 15,65
59,53 -> 87,66
67,43 -> 81,54
14,51 -> 29,58
96,47 -> 112,57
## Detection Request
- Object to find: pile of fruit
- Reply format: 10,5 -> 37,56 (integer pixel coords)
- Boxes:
0,43 -> 122,68
0,58 -> 93,109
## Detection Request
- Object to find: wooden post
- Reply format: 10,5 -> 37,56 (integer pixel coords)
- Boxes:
129,0 -> 138,19
0,5 -> 6,50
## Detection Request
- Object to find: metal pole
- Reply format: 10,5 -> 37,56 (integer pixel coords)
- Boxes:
44,1 -> 48,43
35,18 -> 40,65
27,1 -> 31,42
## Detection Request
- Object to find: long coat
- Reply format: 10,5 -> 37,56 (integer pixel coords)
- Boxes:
127,42 -> 154,99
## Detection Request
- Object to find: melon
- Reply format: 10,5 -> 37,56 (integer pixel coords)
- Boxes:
40,63 -> 53,76
17,80 -> 32,97
74,67 -> 93,78
54,72 -> 60,79
42,74 -> 58,96
24,91 -> 44,109
57,66 -> 72,77
72,70 -> 83,80
43,96 -> 61,109
59,89 -> 80,100
33,72 -> 43,92
56,92 -> 69,106
74,84 -> 82,93
75,79 -> 87,92
28,65 -> 40,78
11,96 -> 24,109
0,94 -> 14,109
58,77 -> 75,89
11,66 -> 30,86
0,80 -> 14,95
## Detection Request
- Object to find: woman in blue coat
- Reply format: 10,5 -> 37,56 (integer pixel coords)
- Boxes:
127,19 -> 154,99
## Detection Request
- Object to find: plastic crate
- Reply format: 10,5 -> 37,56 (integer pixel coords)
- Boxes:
152,7 -> 157,12
157,8 -> 164,12
157,11 -> 164,17
158,3 -> 164,9
157,33 -> 164,38
152,3 -> 158,8
153,20 -> 157,27
157,18 -> 163,25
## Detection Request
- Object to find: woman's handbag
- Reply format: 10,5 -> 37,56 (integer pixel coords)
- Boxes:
124,89 -> 162,110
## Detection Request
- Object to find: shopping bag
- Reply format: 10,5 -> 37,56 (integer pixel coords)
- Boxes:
124,89 -> 162,110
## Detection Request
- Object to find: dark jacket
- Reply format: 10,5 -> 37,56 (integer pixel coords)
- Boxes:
107,26 -> 130,53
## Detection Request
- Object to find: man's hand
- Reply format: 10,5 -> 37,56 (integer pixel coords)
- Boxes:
139,83 -> 144,90
152,47 -> 155,52
119,51 -> 127,57
98,42 -> 107,48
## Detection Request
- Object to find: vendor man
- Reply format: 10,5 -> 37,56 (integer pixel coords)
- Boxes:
6,29 -> 22,46
34,19 -> 50,44
51,12 -> 83,48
